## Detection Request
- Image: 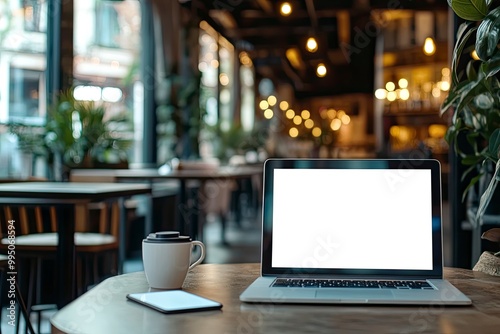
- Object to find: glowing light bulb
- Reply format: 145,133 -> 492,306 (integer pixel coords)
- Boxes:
312,127 -> 322,137
280,2 -> 292,16
330,119 -> 342,131
304,119 -> 314,128
423,37 -> 436,56
306,37 -> 318,53
385,82 -> 395,92
279,101 -> 289,111
316,63 -> 327,77
387,91 -> 397,102
263,109 -> 274,119
398,78 -> 408,89
267,95 -> 277,106
399,88 -> 410,100
375,89 -> 387,100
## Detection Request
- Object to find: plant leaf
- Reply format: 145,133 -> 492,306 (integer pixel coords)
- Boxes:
451,23 -> 477,85
475,159 -> 500,223
441,80 -> 476,115
457,80 -> 488,113
480,50 -> 500,78
463,173 -> 483,201
476,6 -> 500,60
448,0 -> 490,21
466,59 -> 478,80
489,128 -> 500,158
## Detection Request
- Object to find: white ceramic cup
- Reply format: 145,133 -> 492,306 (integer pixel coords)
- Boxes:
142,231 -> 206,289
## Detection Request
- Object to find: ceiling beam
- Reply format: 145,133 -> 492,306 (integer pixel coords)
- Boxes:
305,0 -> 318,30
240,8 -> 344,19
225,25 -> 336,39
256,0 -> 273,15
336,10 -> 350,45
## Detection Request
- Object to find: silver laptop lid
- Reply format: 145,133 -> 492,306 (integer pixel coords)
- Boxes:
261,159 -> 443,279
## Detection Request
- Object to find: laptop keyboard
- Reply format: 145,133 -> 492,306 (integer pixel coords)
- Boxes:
272,278 -> 434,290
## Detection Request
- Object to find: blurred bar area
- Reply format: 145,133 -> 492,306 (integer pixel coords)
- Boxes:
1,2 -> 493,328
0,1 -> 453,176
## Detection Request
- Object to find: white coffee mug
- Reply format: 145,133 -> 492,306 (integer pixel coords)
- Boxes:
142,231 -> 206,289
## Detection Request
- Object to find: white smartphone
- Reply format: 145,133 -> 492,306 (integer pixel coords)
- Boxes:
126,290 -> 222,314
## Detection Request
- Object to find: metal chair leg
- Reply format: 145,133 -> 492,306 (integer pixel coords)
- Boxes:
14,280 -> 36,334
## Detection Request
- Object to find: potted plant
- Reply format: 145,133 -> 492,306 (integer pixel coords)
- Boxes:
441,0 -> 500,220
441,0 -> 500,273
9,89 -> 132,179
45,90 -> 132,168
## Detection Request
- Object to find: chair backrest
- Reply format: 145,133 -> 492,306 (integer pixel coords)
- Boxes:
68,172 -> 121,236
0,206 -> 57,236
177,159 -> 234,215
69,171 -> 117,183
0,202 -> 119,238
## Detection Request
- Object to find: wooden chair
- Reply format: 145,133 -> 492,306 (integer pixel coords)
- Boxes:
0,202 -> 120,316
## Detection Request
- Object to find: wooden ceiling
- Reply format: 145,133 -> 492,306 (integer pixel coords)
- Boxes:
182,0 -> 450,99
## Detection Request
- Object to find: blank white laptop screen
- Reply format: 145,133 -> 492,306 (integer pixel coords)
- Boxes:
271,168 -> 433,270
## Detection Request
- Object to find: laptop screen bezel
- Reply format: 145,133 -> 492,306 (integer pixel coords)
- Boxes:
260,158 -> 444,279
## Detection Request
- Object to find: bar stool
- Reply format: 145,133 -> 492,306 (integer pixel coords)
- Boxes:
0,254 -> 36,334
0,203 -> 120,330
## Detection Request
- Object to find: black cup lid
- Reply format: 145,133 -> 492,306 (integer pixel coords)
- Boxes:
144,231 -> 191,243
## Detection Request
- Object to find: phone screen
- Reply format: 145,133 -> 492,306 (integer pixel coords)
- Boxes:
127,290 -> 222,314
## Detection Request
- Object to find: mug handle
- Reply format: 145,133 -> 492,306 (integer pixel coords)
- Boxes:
189,240 -> 206,270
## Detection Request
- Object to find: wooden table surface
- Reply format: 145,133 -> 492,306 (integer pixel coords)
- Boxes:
51,263 -> 500,334
69,165 -> 263,182
0,182 -> 152,308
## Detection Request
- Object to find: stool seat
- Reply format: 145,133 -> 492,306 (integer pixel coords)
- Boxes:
1,233 -> 117,253
2,232 -> 116,246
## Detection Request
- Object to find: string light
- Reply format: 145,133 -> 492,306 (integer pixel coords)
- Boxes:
316,63 -> 327,77
280,2 -> 292,16
306,37 -> 318,53
423,37 -> 436,56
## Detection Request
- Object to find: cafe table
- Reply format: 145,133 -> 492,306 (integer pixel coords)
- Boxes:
70,165 -> 263,242
51,263 -> 500,334
0,182 -> 152,308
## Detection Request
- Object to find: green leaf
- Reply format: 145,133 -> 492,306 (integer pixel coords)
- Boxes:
456,80 -> 488,112
451,23 -> 477,85
489,128 -> 500,157
461,153 -> 483,165
463,173 -> 482,202
466,59 -> 478,80
476,159 -> 500,223
441,80 -> 476,115
448,0 -> 490,21
480,51 -> 500,78
476,6 -> 500,60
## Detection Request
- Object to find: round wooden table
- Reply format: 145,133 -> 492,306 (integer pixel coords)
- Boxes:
51,263 -> 500,334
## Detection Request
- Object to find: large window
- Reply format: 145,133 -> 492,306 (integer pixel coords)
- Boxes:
239,52 -> 255,132
0,0 -> 142,178
218,35 -> 234,133
0,0 -> 47,177
198,22 -> 219,158
73,0 -> 141,164
0,0 -> 47,125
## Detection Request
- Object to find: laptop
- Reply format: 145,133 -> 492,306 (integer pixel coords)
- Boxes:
240,159 -> 471,305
